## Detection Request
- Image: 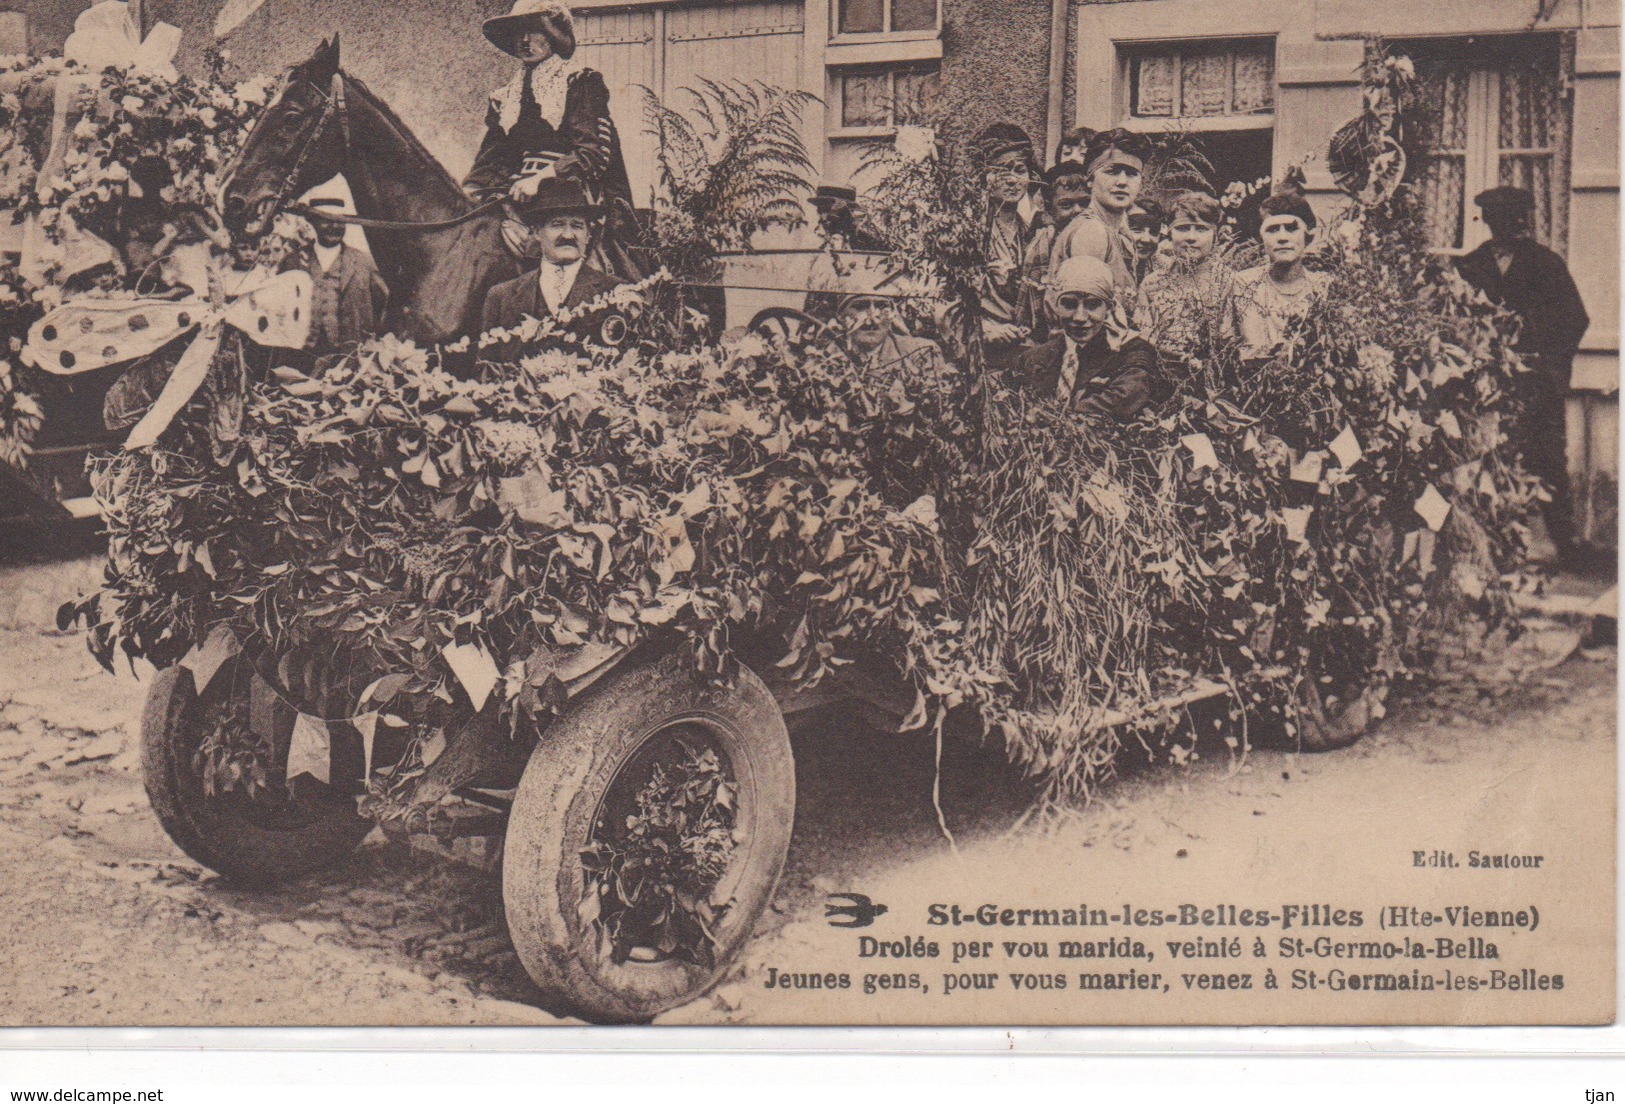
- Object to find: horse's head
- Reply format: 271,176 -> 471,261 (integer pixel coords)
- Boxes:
221,36 -> 349,236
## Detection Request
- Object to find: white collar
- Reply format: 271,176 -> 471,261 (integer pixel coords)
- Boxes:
492,55 -> 575,133
537,259 -> 583,311
313,241 -> 342,272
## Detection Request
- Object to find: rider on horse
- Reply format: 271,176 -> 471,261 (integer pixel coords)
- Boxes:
465,0 -> 641,281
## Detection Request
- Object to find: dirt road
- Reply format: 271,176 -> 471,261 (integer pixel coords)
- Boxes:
0,555 -> 1613,1026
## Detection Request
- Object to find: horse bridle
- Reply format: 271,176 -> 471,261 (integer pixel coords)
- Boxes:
253,70 -> 502,236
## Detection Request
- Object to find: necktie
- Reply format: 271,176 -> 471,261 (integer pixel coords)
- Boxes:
1056,341 -> 1080,400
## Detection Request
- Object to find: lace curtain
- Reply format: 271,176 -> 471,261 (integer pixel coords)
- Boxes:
1409,37 -> 1571,252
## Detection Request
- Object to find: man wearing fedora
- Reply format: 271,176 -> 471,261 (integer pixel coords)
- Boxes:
810,184 -> 886,253
302,196 -> 389,355
1456,186 -> 1590,562
480,177 -> 626,356
466,0 -> 640,279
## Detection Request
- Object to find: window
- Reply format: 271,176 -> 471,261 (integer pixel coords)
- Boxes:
1125,39 -> 1275,121
837,63 -> 939,128
1113,39 -> 1275,197
836,0 -> 938,36
1407,37 -> 1570,253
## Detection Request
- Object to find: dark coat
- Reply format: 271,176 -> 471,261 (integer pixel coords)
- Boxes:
463,67 -> 634,208
305,245 -> 389,352
1013,332 -> 1161,422
480,262 -> 625,359
1456,238 -> 1589,379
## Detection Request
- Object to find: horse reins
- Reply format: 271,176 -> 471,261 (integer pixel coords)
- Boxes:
252,71 -> 504,243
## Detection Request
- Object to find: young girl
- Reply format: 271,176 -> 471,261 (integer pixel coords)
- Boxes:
1135,190 -> 1232,372
1045,128 -> 1150,300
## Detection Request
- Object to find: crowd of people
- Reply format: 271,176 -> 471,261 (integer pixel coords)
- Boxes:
133,0 -> 1579,560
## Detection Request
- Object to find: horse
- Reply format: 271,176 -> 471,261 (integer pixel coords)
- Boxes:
220,37 -> 518,347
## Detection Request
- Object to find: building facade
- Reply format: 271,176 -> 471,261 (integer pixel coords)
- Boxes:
9,0 -> 1618,544
1061,0 -> 1619,545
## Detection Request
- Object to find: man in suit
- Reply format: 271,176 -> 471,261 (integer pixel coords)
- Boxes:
1013,255 -> 1160,422
1456,186 -> 1590,560
827,293 -> 945,376
303,197 -> 389,355
481,177 -> 626,358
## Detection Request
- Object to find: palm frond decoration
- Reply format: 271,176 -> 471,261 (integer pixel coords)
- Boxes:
1140,127 -> 1218,202
640,79 -> 819,273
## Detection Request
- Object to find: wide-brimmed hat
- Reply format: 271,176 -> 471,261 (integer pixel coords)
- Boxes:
483,0 -> 576,60
809,184 -> 859,209
513,177 -> 601,222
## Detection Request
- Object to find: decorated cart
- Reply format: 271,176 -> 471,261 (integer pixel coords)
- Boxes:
13,24 -> 1543,1024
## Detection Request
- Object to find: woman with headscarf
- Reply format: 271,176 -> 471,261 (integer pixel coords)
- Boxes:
465,0 -> 641,279
973,122 -> 1041,365
1046,128 -> 1152,301
1012,255 -> 1161,422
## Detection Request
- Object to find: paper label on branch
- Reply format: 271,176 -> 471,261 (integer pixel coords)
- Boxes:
441,641 -> 500,712
1281,506 -> 1313,544
352,712 -> 379,778
180,625 -> 240,694
1413,483 -> 1452,531
1416,528 -> 1438,578
286,712 -> 331,784
1328,426 -> 1363,469
1180,433 -> 1219,471
1288,450 -> 1326,486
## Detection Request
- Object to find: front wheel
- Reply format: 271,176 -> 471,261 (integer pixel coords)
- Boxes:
502,650 -> 794,1023
141,662 -> 372,885
1292,680 -> 1374,752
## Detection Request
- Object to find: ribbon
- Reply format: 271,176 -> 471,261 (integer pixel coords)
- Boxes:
21,266 -> 313,449
20,2 -> 182,288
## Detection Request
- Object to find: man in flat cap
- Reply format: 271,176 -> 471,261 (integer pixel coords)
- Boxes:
1013,255 -> 1160,422
1456,186 -> 1590,561
481,177 -> 626,359
302,196 -> 389,355
810,184 -> 886,253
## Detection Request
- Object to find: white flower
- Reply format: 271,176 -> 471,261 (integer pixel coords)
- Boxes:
233,77 -> 272,108
120,94 -> 144,113
102,161 -> 129,182
198,107 -> 219,129
894,125 -> 937,164
1357,343 -> 1396,389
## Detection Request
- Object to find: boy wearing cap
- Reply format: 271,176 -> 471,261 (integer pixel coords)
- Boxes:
974,123 -> 1042,360
1227,191 -> 1329,361
480,178 -> 625,356
824,293 -> 944,377
302,197 -> 389,354
1014,255 -> 1160,422
1456,186 -> 1589,560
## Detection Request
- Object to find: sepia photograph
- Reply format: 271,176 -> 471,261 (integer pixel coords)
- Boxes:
0,0 -> 1615,1029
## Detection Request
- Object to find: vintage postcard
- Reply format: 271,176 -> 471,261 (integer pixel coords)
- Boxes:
0,0 -> 1615,1028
